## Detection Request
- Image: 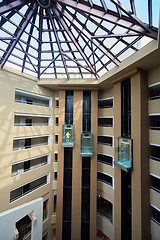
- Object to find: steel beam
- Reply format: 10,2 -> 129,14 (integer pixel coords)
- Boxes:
0,2 -> 37,67
46,7 -> 69,79
52,4 -> 97,77
100,0 -> 107,13
56,19 -> 83,77
148,0 -> 152,27
130,0 -> 136,15
52,0 -> 157,39
22,11 -> 37,72
38,7 -> 43,78
0,0 -> 28,15
46,14 -> 57,78
110,0 -> 149,32
63,7 -> 120,66
92,33 -> 140,39
18,41 -> 38,73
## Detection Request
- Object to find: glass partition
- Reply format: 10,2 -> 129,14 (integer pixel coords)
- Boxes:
62,124 -> 74,147
115,137 -> 133,172
81,132 -> 93,157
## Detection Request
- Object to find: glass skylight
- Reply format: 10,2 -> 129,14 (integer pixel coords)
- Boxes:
0,0 -> 158,79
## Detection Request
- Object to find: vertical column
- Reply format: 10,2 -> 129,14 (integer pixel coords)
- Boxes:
71,90 -> 83,240
90,90 -> 98,240
56,90 -> 65,240
131,71 -> 150,240
113,82 -> 122,240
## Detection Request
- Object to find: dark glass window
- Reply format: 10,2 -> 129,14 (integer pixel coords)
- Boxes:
54,171 -> 57,180
98,117 -> 113,127
97,196 -> 112,222
16,215 -> 31,239
150,145 -> 160,161
56,117 -> 58,126
24,160 -> 30,171
25,138 -> 32,149
97,172 -> 113,186
65,91 -> 73,124
63,148 -> 72,240
55,135 -> 58,144
55,153 -> 58,162
81,157 -> 90,240
150,115 -> 160,130
98,98 -> 113,108
26,118 -> 32,126
152,206 -> 160,226
149,84 -> 160,100
121,79 -> 131,138
98,136 -> 113,146
83,91 -> 91,132
56,100 -> 59,108
151,175 -> 160,193
97,154 -> 113,166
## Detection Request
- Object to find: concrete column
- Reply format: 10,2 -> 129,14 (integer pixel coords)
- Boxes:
56,90 -> 65,240
71,90 -> 83,240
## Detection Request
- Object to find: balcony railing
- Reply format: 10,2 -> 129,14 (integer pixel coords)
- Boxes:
14,122 -> 48,126
81,132 -> 93,157
15,98 -> 49,107
13,142 -> 48,151
62,124 -> 74,147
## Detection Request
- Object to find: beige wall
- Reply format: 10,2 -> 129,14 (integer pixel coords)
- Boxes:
0,68 -> 55,240
97,88 -> 114,240
56,90 -> 98,240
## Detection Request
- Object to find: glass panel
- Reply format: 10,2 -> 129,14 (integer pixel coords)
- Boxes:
62,124 -> 74,147
81,132 -> 93,157
115,137 -> 133,172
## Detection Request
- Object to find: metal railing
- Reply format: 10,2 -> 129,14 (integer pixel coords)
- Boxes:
12,161 -> 48,177
13,142 -> 48,151
14,122 -> 49,126
15,98 -> 49,107
10,181 -> 47,202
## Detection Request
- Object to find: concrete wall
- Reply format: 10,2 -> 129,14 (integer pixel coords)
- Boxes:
0,198 -> 43,240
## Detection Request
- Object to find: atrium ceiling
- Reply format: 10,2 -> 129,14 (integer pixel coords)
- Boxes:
0,0 -> 158,79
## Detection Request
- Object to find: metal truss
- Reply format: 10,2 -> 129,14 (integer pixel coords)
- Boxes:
0,0 -> 158,79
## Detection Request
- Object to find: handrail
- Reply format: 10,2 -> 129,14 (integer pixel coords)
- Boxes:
14,123 -> 48,126
15,98 -> 49,107
13,142 -> 48,151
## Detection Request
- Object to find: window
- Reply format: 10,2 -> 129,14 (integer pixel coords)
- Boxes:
53,195 -> 57,213
151,175 -> 160,193
43,200 -> 48,221
12,155 -> 49,176
98,98 -> 113,109
98,117 -> 113,127
97,196 -> 113,222
10,174 -> 49,202
98,136 -> 113,146
152,206 -> 160,226
56,99 -> 59,108
15,89 -> 52,107
56,117 -> 58,126
54,171 -> 57,181
150,145 -> 160,161
97,172 -> 113,186
150,115 -> 160,130
97,154 -> 113,166
55,153 -> 58,162
149,83 -> 160,100
55,135 -> 58,144
16,215 -> 31,239
14,114 -> 50,126
13,135 -> 50,151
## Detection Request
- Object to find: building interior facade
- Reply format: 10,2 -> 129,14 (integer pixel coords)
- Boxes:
0,0 -> 160,240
